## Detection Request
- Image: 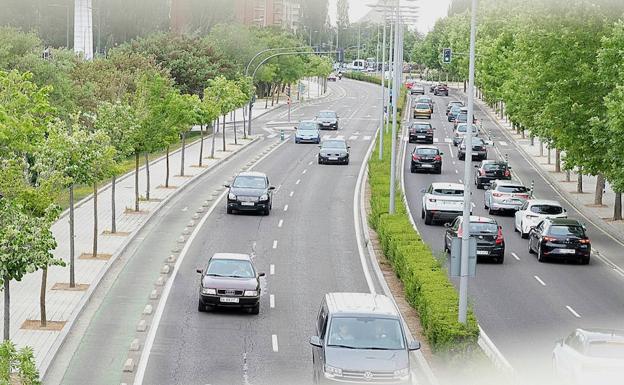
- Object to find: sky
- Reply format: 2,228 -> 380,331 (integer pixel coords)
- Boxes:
327,0 -> 452,34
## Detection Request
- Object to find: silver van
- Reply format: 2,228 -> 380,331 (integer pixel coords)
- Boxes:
310,292 -> 420,384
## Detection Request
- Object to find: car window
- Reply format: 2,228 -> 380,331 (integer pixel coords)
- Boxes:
317,111 -> 336,118
520,202 -> 529,210
471,222 -> 498,233
206,259 -> 255,278
416,103 -> 430,109
457,124 -> 478,133
299,121 -> 318,130
432,188 -> 464,196
233,176 -> 267,189
548,225 -> 586,237
587,341 -> 624,359
326,317 -> 405,350
566,332 -> 585,352
530,205 -> 563,215
451,217 -> 461,230
415,148 -> 438,155
483,163 -> 506,171
317,305 -> 328,338
498,185 -> 528,193
411,123 -> 431,129
322,140 -> 347,149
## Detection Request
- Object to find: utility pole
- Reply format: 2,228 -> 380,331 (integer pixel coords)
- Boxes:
389,0 -> 400,214
379,18 -> 387,161
459,0 -> 479,324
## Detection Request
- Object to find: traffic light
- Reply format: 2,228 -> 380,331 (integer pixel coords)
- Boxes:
443,48 -> 452,64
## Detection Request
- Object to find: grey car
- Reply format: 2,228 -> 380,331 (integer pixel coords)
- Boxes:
316,110 -> 339,130
295,120 -> 321,144
310,293 -> 420,384
484,180 -> 531,214
318,139 -> 349,165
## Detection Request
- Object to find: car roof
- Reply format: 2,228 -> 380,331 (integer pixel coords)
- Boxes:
431,182 -> 464,189
481,160 -> 506,165
325,293 -> 399,317
545,218 -> 583,226
457,216 -> 496,224
211,253 -> 252,261
527,199 -> 562,206
493,179 -> 524,186
410,121 -> 431,126
318,110 -> 336,114
576,328 -> 624,343
448,101 -> 463,105
299,120 -> 318,124
415,145 -> 439,150
236,171 -> 267,178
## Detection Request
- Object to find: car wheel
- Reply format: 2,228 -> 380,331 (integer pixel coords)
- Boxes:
488,207 -> 496,215
227,207 -> 233,214
581,256 -> 590,265
476,181 -> 483,189
459,154 -> 465,161
484,198 -> 489,209
436,167 -> 442,174
263,207 -> 270,216
410,164 -> 416,173
249,303 -> 260,315
443,238 -> 449,253
424,210 -> 433,225
528,239 -> 535,254
421,208 -> 425,219
537,245 -> 546,262
318,158 -> 322,165
520,223 -> 529,239
295,138 -> 299,144
197,300 -> 205,312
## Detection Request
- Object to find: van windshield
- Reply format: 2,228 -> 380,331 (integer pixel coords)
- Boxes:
327,317 -> 405,350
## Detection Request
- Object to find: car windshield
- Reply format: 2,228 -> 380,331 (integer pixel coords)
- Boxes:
206,259 -> 255,278
587,341 -> 624,359
326,317 -> 405,350
498,185 -> 528,193
462,138 -> 484,147
411,124 -> 431,129
432,188 -> 464,196
416,103 -> 430,109
416,148 -> 438,155
530,205 -> 563,215
318,111 -> 336,118
232,176 -> 267,189
470,222 -> 498,233
548,225 -> 586,237
483,163 -> 507,171
449,106 -> 461,114
322,140 -> 346,149
299,122 -> 318,130
457,113 -> 468,121
457,124 -> 478,133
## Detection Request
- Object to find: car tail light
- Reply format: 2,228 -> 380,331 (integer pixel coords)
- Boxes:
412,155 -> 421,161
496,227 -> 504,244
457,226 -> 463,237
579,239 -> 591,244
517,194 -> 530,199
526,214 -> 538,219
504,170 -> 511,177
427,129 -> 433,134
492,192 -> 503,197
543,236 -> 557,242
434,155 -> 442,161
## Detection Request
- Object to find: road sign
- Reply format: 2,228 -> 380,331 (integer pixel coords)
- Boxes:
443,48 -> 452,64
450,237 -> 477,277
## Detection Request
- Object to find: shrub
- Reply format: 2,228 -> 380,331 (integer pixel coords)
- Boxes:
0,340 -> 40,385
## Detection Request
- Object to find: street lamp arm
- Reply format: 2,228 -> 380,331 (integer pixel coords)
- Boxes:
245,46 -> 311,76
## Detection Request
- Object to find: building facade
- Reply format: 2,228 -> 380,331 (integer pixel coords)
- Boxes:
235,0 -> 300,32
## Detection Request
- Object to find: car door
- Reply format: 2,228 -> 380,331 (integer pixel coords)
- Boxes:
446,217 -> 460,249
313,304 -> 328,371
559,331 -> 584,377
515,201 -> 529,231
485,181 -> 495,206
530,221 -> 544,251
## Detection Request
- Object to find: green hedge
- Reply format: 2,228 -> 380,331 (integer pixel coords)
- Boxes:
343,71 -> 382,85
367,102 -> 480,353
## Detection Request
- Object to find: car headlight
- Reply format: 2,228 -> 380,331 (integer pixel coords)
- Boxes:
202,288 -> 216,295
394,368 -> 409,378
324,365 -> 342,377
259,194 -> 269,201
228,193 -> 237,200
243,290 -> 258,297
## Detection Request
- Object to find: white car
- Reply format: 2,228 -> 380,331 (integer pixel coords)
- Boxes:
421,182 -> 470,225
514,199 -> 567,238
553,329 -> 624,385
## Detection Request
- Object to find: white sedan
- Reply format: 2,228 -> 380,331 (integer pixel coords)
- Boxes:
514,199 -> 567,238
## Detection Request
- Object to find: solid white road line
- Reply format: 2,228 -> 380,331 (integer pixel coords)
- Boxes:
283,205 -> 289,211
272,335 -> 279,352
270,264 -> 275,275
459,179 -> 463,184
289,191 -> 294,197
566,305 -> 582,318
511,252 -> 520,261
433,138 -> 439,143
272,240 -> 278,249
448,143 -> 455,158
267,133 -> 277,139
270,294 -> 275,308
295,179 -> 301,185
534,275 -> 547,286
278,219 -> 283,228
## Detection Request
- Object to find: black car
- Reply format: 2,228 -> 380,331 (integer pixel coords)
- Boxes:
458,137 -> 487,161
528,218 -> 591,264
316,110 -> 339,130
411,146 -> 442,174
446,101 -> 464,115
453,109 -> 478,128
447,105 -> 462,122
226,171 -> 275,215
318,139 -> 349,165
474,160 -> 512,189
433,84 -> 449,96
408,122 -> 435,143
444,216 -> 505,263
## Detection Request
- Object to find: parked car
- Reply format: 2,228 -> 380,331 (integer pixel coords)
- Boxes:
408,122 -> 434,143
433,84 -> 449,96
413,102 -> 432,119
410,84 -> 425,95
446,101 -> 464,115
310,292 -> 420,384
514,199 -> 567,238
474,160 -> 511,188
447,105 -> 462,122
452,123 -> 479,146
316,110 -> 339,130
411,146 -> 443,174
552,328 -> 624,385
226,171 -> 275,215
318,139 -> 350,165
528,218 -> 591,264
421,182 -> 469,225
196,253 -> 265,314
294,120 -> 321,144
444,216 -> 505,263
483,180 -> 530,214
458,137 -> 487,161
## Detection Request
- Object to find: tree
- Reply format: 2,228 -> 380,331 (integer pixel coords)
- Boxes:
168,93 -> 200,177
194,96 -> 219,167
337,0 -> 350,30
0,340 -> 40,384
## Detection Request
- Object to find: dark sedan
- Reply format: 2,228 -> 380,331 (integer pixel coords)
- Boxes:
318,139 -> 349,165
408,122 -> 435,143
411,146 -> 443,174
197,253 -> 265,314
446,101 -> 464,115
528,218 -> 591,264
444,216 -> 505,263
226,171 -> 275,215
316,110 -> 339,130
433,84 -> 449,96
447,105 -> 462,122
458,137 -> 487,161
474,160 -> 512,189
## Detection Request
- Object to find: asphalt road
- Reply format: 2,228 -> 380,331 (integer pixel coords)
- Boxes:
402,86 -> 624,382
136,79 -> 384,385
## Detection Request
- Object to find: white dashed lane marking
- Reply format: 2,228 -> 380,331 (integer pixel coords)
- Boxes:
272,240 -> 278,249
534,275 -> 547,286
283,205 -> 289,211
272,335 -> 279,352
270,264 -> 275,275
566,306 -> 582,318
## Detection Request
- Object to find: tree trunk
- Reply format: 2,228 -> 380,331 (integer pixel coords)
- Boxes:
577,170 -> 583,193
69,185 -> 75,288
222,115 -> 226,152
463,80 -> 467,93
265,86 -> 269,108
547,145 -> 551,165
566,169 -> 571,182
144,153 -> 150,200
180,132 -> 186,176
530,133 -> 534,146
271,84 -> 276,106
111,175 -> 116,233
211,118 -> 217,158
614,192 -> 623,221
134,151 -> 140,211
165,146 -> 170,188
276,84 -> 281,104
199,124 -> 204,166
4,278 -> 9,340
233,110 -> 238,145
40,268 -> 47,328
555,149 -> 561,172
242,107 -> 247,139
92,182 -> 98,258
539,140 -> 544,157
595,174 -> 606,206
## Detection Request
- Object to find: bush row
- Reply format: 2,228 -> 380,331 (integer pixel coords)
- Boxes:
366,101 -> 480,353
342,71 -> 382,85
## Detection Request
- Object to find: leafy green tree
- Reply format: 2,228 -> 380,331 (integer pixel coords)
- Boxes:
0,339 -> 40,384
194,95 -> 220,167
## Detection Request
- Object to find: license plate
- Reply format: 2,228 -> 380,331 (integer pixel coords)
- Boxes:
328,157 -> 338,160
241,202 -> 254,206
476,250 -> 489,255
421,164 -> 433,168
220,297 -> 239,303
417,135 -> 426,138
557,249 -> 576,254
505,199 -> 520,204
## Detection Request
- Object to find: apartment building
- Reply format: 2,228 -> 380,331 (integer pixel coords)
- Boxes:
235,0 -> 300,32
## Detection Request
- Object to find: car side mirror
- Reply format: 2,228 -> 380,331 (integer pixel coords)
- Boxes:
309,336 -> 322,347
440,152 -> 444,155
196,269 -> 203,274
444,223 -> 451,228
318,145 -> 322,148
508,166 -> 512,170
294,126 -> 298,130
485,140 -> 494,146
224,184 -> 230,188
408,340 -> 421,351
269,186 -> 276,190
347,146 -> 351,149
258,272 -> 266,277
420,188 -> 426,193
474,165 -> 479,168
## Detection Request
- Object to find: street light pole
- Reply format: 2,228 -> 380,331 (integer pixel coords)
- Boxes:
379,18 -> 387,161
459,0 -> 479,324
389,0 -> 400,214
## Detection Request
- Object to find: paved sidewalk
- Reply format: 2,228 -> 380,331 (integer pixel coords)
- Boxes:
2,77 -> 327,375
